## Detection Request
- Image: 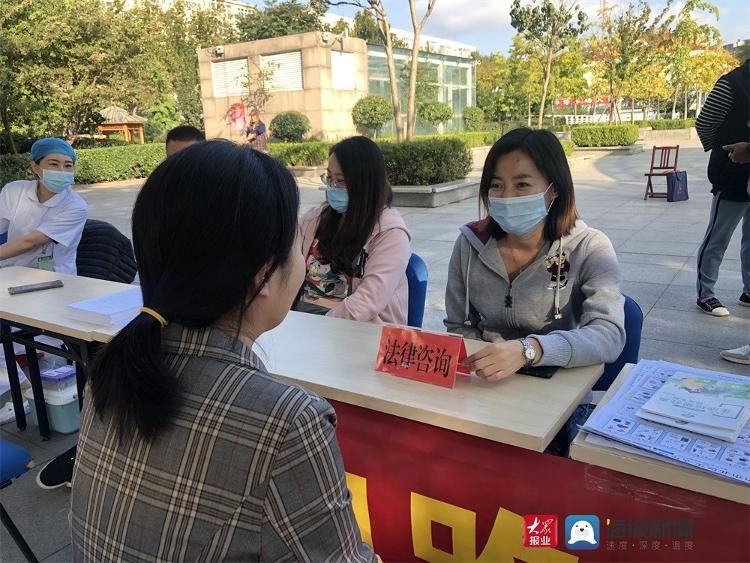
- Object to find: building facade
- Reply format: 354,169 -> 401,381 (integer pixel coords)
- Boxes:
198,31 -> 476,141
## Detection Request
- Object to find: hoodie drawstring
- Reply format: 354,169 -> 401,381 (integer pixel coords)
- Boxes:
554,238 -> 564,320
463,251 -> 472,326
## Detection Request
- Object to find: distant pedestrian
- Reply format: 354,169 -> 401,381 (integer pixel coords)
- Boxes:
694,59 -> 749,318
245,109 -> 268,153
165,125 -> 205,157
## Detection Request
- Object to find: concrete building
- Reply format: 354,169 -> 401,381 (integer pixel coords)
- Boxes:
197,30 -> 476,141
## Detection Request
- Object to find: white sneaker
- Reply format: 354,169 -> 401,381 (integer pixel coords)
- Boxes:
720,345 -> 750,366
0,400 -> 30,425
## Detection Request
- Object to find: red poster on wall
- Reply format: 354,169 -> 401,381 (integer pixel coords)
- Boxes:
229,102 -> 247,132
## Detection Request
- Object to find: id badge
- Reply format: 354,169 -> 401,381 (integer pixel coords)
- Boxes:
37,255 -> 54,271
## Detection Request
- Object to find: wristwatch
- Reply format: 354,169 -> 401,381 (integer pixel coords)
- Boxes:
519,338 -> 536,367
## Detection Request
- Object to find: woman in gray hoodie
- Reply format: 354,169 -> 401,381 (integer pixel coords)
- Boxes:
445,128 -> 625,382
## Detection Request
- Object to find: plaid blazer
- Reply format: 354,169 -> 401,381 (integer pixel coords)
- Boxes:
70,325 -> 374,562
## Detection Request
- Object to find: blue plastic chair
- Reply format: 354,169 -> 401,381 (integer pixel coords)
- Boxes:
594,294 -> 644,391
405,253 -> 428,328
0,439 -> 37,562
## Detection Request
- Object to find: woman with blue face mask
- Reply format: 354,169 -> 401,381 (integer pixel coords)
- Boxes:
296,136 -> 412,324
0,137 -> 88,274
444,128 -> 625,386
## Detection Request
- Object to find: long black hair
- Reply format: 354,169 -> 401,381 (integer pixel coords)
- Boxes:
88,141 -> 299,440
479,128 -> 579,241
316,136 -> 393,273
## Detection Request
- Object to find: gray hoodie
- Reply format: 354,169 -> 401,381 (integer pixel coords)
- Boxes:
444,219 -> 625,368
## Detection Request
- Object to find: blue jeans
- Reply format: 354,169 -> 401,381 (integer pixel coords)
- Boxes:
696,193 -> 750,299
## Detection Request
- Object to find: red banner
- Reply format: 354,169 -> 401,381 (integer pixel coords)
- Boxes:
555,97 -> 610,108
332,400 -> 750,562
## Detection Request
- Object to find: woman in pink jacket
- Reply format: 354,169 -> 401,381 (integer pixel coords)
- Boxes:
297,136 -> 411,324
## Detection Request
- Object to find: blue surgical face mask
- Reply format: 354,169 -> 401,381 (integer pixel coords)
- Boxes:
41,169 -> 75,193
325,187 -> 349,214
489,183 -> 555,236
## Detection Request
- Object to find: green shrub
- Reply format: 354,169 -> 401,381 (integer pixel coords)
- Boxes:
379,138 -> 472,185
0,133 -> 35,155
268,141 -> 331,167
417,101 -> 453,127
379,132 -> 500,148
74,143 -> 165,184
71,137 -> 130,149
560,140 -> 575,157
270,111 -> 310,142
0,154 -> 33,187
648,119 -> 696,130
352,95 -> 393,135
570,125 -> 639,147
463,107 -> 485,132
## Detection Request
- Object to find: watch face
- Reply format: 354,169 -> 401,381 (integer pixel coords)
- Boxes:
525,348 -> 535,360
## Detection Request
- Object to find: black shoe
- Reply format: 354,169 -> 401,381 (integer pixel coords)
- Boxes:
740,293 -> 750,307
696,297 -> 730,317
36,445 -> 76,489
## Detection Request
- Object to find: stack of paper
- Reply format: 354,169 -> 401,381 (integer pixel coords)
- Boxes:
582,360 -> 750,485
67,287 -> 142,327
637,373 -> 750,442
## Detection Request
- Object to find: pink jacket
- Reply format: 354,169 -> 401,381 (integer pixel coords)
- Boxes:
299,205 -> 411,325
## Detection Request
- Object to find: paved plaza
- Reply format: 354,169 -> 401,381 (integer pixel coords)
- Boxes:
1,137 -> 748,562
76,138 -> 749,375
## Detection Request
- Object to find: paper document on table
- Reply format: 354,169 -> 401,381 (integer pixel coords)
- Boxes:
583,360 -> 750,484
638,371 -> 750,440
67,287 -> 142,327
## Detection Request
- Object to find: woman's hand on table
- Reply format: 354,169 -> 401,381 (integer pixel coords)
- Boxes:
303,296 -> 340,309
463,338 -> 541,382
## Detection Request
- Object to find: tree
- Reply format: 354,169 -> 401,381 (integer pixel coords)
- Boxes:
352,95 -> 393,136
236,0 -> 325,42
510,0 -> 587,127
417,101 -> 452,130
405,0 -> 439,140
350,9 -> 406,47
667,0 -> 721,118
242,62 -> 276,114
549,39 -> 587,117
476,53 -> 512,122
399,59 -> 439,107
328,1 -> 405,140
587,0 -> 673,123
506,35 -> 544,125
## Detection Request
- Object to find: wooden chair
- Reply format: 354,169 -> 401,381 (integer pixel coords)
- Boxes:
644,145 -> 680,200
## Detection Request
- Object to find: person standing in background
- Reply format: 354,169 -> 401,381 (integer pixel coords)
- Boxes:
246,108 -> 268,153
694,60 -> 749,318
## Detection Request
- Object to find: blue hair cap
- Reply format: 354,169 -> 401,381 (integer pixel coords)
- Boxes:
30,137 -> 77,163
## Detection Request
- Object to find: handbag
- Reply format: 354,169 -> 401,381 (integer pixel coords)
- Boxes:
666,170 -> 689,202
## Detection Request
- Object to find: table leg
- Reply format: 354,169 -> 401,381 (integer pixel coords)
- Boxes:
24,345 -> 50,440
1,323 -> 26,430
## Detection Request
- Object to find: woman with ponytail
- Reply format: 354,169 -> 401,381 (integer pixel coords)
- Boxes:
70,141 -> 375,562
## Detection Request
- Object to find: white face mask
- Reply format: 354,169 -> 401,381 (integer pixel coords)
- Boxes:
488,183 -> 555,236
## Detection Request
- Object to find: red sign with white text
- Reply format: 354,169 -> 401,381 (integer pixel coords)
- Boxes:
524,515 -> 559,548
555,96 -> 611,107
374,326 -> 468,389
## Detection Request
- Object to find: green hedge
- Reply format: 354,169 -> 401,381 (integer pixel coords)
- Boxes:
560,140 -> 575,157
1,144 -> 166,187
0,154 -> 33,187
648,119 -> 696,130
268,141 -> 331,167
74,144 -> 165,184
377,131 -> 501,148
570,125 -> 639,147
379,138 -> 472,185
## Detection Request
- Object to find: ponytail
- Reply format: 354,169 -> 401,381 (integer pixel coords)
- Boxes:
89,311 -> 179,440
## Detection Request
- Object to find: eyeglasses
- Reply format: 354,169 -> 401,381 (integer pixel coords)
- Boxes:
320,173 -> 346,189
